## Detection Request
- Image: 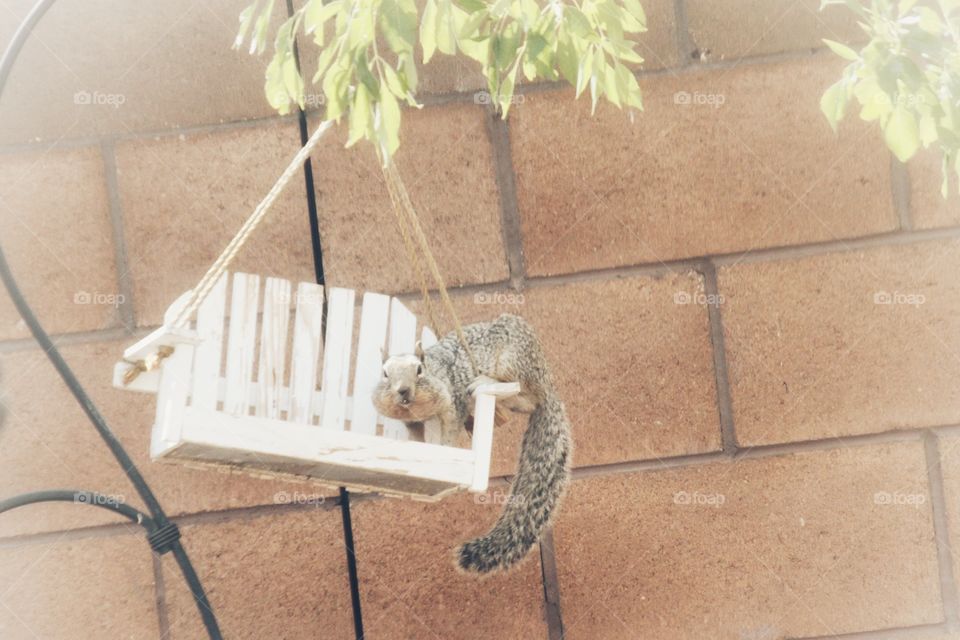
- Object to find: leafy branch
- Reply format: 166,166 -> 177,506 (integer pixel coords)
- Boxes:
820,0 -> 960,196
235,0 -> 648,163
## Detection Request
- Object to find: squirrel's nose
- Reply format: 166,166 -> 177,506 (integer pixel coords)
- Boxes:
397,386 -> 411,402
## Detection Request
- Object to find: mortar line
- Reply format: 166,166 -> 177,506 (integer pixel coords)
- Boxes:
538,528 -> 565,640
152,552 -> 172,639
890,157 -> 912,231
672,0 -> 694,66
99,138 -> 136,332
5,222 -> 960,353
0,426 -> 950,548
700,260 -> 737,452
0,46 -> 839,154
484,108 -> 526,289
925,432 -> 960,631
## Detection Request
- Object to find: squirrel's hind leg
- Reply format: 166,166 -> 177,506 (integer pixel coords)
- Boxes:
468,374 -> 538,414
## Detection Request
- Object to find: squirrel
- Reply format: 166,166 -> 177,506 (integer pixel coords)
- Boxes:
372,313 -> 572,574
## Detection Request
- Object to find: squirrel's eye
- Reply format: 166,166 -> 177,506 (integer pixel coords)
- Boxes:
416,364 -> 424,376
382,366 -> 388,378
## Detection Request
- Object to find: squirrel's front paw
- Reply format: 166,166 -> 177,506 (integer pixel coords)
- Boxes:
467,374 -> 500,398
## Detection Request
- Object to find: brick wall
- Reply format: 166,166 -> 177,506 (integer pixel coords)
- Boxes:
1,1 -> 958,639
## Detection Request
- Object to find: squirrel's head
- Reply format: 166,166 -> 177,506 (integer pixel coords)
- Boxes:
372,342 -> 446,421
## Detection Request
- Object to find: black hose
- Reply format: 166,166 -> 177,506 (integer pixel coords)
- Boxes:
0,1 -> 221,637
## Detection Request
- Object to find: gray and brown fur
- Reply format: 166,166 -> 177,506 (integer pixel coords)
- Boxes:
373,314 -> 572,574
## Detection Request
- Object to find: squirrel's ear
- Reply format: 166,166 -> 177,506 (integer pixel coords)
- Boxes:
414,341 -> 424,361
379,345 -> 387,363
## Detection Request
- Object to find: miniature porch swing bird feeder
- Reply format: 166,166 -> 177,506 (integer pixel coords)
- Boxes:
113,121 -> 519,500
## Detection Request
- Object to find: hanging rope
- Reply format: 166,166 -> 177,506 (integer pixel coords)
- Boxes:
171,119 -> 334,328
381,160 -> 480,376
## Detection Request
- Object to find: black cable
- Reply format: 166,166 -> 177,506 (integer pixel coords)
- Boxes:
0,2 -> 221,637
283,2 -> 365,636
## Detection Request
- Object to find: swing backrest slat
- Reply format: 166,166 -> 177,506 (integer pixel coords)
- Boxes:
191,273 -> 227,411
289,281 -> 324,424
224,273 -> 260,416
381,297 -> 417,440
319,287 -> 356,431
351,292 -> 390,436
258,277 -> 291,419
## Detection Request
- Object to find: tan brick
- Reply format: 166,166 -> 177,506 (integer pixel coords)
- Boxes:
554,441 -> 942,639
116,120 -> 314,327
911,149 -> 960,230
308,104 -> 509,294
349,491 -> 548,639
0,146 -> 119,340
0,534 -> 159,639
0,0 -> 281,145
512,55 -> 897,277
719,238 -> 960,447
936,434 -> 960,617
686,0 -> 864,62
0,338 -> 330,538
161,509 -> 354,640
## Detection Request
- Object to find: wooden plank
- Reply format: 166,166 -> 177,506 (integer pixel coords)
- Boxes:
179,406 -> 475,489
258,277 -> 291,419
191,273 -> 228,410
319,287 -> 356,430
351,292 -> 390,435
420,326 -> 438,348
151,343 -> 195,458
469,382 -> 520,492
289,282 -> 325,424
224,273 -> 260,416
382,297 -> 417,440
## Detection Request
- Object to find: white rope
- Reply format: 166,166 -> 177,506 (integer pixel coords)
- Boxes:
172,120 -> 334,327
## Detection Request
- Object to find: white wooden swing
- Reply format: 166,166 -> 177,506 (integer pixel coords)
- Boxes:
113,122 -> 519,501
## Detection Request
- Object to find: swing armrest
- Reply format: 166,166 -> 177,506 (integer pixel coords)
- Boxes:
113,325 -> 200,392
469,382 -> 521,493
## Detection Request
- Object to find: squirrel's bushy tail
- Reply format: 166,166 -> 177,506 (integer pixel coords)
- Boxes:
458,392 -> 571,574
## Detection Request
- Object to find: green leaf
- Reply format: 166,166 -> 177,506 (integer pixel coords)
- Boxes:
820,79 -> 849,132
235,3 -> 257,49
421,0 -> 438,62
822,38 -> 859,61
348,83 -> 373,146
884,104 -> 921,162
304,0 -> 341,45
435,0 -> 458,55
622,0 -> 647,28
265,56 -> 292,114
378,88 -> 402,158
